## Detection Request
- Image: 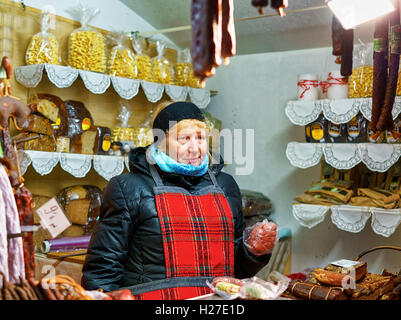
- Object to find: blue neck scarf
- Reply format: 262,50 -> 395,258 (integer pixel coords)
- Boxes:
148,144 -> 209,176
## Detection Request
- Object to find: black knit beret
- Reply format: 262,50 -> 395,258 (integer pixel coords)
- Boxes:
152,101 -> 205,141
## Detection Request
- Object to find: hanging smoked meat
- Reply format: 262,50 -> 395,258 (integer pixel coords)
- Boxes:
221,0 -> 236,65
191,0 -> 222,86
377,0 -> 401,132
340,28 -> 354,77
331,15 -> 344,64
371,14 -> 389,131
251,0 -> 268,15
271,0 -> 288,17
0,57 -> 35,280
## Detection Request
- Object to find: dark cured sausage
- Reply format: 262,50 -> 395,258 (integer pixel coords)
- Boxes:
221,0 -> 236,64
340,28 -> 354,77
377,0 -> 401,132
271,0 -> 288,17
251,0 -> 268,15
191,0 -> 222,85
332,15 -> 344,63
371,14 -> 389,130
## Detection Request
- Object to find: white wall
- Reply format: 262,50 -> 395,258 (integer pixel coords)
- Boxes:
206,47 -> 401,274
22,0 -> 178,49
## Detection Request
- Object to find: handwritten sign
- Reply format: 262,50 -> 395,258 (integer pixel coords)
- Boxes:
36,197 -> 71,238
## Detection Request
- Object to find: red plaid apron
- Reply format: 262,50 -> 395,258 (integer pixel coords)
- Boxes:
131,165 -> 235,300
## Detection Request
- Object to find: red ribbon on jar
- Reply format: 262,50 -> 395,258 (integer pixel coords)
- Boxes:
325,72 -> 348,89
297,79 -> 319,99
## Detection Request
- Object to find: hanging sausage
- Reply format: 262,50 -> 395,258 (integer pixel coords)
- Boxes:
221,0 -> 236,65
0,57 -> 35,280
271,0 -> 288,17
371,14 -> 390,131
340,28 -> 354,77
376,0 -> 401,132
251,0 -> 268,15
331,15 -> 344,64
191,0 -> 223,86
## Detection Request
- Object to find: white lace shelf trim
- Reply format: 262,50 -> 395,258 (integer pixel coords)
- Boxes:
293,204 -> 401,237
287,142 -> 401,172
21,150 -> 125,181
14,64 -> 212,108
285,97 -> 401,125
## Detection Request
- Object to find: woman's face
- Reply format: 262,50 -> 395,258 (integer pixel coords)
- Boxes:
166,124 -> 208,166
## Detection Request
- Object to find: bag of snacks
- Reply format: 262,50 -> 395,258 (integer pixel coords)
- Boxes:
348,42 -> 373,98
206,272 -> 290,300
67,2 -> 106,72
132,34 -> 152,81
112,100 -> 135,148
25,8 -> 60,65
134,107 -> 154,148
107,31 -> 138,78
175,48 -> 192,86
151,40 -> 174,84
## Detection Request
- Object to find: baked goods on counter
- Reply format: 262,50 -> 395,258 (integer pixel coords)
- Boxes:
282,259 -> 401,300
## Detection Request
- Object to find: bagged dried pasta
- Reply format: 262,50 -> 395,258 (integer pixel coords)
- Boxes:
67,2 -> 106,72
175,48 -> 192,86
132,34 -> 152,81
25,9 -> 60,65
107,31 -> 138,78
348,42 -> 373,98
151,40 -> 174,84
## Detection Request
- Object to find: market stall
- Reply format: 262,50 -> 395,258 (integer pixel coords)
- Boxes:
1,0 -> 401,303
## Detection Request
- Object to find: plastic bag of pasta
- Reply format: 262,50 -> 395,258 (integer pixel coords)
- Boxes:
107,31 -> 138,78
67,2 -> 106,72
348,42 -> 373,98
132,34 -> 152,81
25,8 -> 60,65
151,40 -> 174,84
175,48 -> 192,86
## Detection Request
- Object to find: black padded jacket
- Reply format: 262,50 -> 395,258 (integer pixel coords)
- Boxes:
81,146 -> 271,292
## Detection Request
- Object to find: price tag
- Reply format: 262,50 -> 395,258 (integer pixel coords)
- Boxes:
36,197 -> 71,238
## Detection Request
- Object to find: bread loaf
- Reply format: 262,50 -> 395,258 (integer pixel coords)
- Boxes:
57,185 -> 102,235
15,132 -> 56,152
324,261 -> 367,282
55,100 -> 93,139
65,199 -> 91,225
62,225 -> 85,237
32,194 -> 51,225
94,126 -> 112,155
70,129 -> 97,154
29,93 -> 63,123
20,114 -> 54,136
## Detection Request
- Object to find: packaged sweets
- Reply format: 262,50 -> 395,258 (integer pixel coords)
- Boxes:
326,121 -> 347,143
346,113 -> 368,143
67,2 -> 106,72
348,42 -> 373,98
305,114 -> 327,143
111,101 -> 135,144
151,40 -> 174,84
207,272 -> 290,300
175,48 -> 192,86
25,9 -> 60,65
107,31 -> 137,78
132,35 -> 152,81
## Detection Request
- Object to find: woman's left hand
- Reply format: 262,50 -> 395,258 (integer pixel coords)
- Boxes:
245,220 -> 278,256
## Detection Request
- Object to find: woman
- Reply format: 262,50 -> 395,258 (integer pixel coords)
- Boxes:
82,101 -> 277,299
